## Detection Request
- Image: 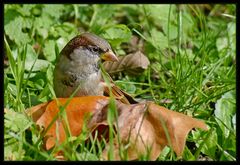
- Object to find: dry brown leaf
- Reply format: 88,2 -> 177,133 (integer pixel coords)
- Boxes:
27,96 -> 208,160
103,51 -> 150,75
147,103 -> 208,157
100,102 -> 208,160
26,101 -> 50,122
27,96 -> 109,150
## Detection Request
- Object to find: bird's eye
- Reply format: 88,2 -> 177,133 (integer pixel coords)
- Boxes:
90,46 -> 99,53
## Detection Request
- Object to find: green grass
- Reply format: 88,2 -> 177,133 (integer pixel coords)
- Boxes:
4,4 -> 236,161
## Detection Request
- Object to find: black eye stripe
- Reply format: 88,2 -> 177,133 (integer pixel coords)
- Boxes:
87,45 -> 101,53
92,47 -> 99,52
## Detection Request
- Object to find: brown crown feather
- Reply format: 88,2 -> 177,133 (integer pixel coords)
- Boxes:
60,33 -> 112,60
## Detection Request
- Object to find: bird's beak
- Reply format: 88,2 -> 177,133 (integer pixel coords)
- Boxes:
101,50 -> 119,62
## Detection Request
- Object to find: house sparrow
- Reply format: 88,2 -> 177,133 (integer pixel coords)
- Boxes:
53,32 -> 136,104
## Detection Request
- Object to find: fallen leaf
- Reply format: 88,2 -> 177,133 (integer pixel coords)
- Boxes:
100,102 -> 208,160
147,103 -> 208,157
27,96 -> 208,160
26,101 -> 50,122
103,51 -> 150,75
27,96 -> 109,150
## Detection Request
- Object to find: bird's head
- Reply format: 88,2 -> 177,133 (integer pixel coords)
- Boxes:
59,32 -> 118,65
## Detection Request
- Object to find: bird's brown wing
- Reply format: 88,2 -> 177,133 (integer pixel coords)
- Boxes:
102,75 -> 138,105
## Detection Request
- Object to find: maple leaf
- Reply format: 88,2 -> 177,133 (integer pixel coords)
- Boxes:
26,96 -> 208,160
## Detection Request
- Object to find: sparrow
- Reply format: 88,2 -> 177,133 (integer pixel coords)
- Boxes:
53,32 -> 136,104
